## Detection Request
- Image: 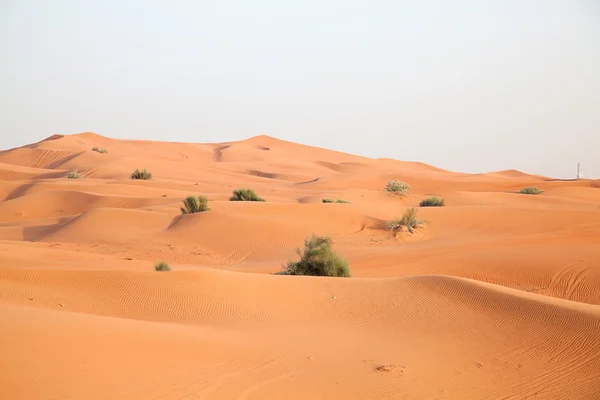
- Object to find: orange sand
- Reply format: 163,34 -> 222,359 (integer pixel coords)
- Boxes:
1,132 -> 599,399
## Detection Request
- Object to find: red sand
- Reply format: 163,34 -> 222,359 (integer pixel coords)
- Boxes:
1,132 -> 599,399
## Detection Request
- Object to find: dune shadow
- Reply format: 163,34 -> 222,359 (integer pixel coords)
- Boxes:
5,182 -> 38,201
246,170 -> 279,180
296,196 -> 316,204
45,151 -> 85,169
166,214 -> 184,229
365,216 -> 391,231
213,145 -> 230,162
20,216 -> 74,241
294,177 -> 321,185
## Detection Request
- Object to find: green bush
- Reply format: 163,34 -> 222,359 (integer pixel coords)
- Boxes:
277,235 -> 350,277
180,195 -> 209,214
154,261 -> 171,271
67,169 -> 84,179
385,180 -> 411,195
322,198 -> 351,204
388,207 -> 426,233
130,168 -> 152,180
230,189 -> 265,202
520,187 -> 542,195
419,197 -> 445,207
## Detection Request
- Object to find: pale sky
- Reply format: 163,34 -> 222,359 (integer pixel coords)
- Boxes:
1,0 -> 599,179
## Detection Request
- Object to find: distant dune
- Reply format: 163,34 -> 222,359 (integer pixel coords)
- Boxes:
1,132 -> 599,399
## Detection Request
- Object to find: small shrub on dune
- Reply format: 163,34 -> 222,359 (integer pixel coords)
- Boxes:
277,234 -> 351,277
419,197 -> 445,207
92,147 -> 108,154
520,187 -> 542,195
229,188 -> 265,202
322,198 -> 351,204
154,261 -> 171,271
385,180 -> 411,195
180,195 -> 209,214
67,169 -> 83,179
130,168 -> 152,180
388,207 -> 426,233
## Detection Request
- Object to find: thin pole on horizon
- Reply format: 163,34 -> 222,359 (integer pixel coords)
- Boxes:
577,162 -> 581,180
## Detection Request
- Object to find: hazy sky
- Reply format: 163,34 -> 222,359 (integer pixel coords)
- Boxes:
1,1 -> 599,179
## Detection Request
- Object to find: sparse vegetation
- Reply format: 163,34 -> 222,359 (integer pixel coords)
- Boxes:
385,180 -> 411,195
276,234 -> 351,277
419,197 -> 445,207
130,168 -> 152,180
92,147 -> 108,154
67,169 -> 83,179
180,195 -> 209,214
388,207 -> 426,233
520,187 -> 542,195
229,188 -> 265,202
154,261 -> 171,271
322,198 -> 351,204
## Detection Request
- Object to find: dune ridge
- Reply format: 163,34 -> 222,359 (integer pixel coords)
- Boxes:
1,132 -> 599,399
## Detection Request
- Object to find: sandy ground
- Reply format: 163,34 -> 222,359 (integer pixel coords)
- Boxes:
1,132 -> 599,399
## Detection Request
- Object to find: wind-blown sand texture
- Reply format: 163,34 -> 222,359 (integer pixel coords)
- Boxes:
1,132 -> 599,399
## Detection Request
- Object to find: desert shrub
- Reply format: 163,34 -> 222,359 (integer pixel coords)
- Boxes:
180,195 -> 209,214
130,168 -> 152,180
419,197 -> 445,207
67,169 -> 83,179
277,234 -> 350,277
229,188 -> 265,202
385,180 -> 411,195
388,207 -> 426,233
92,147 -> 99,152
520,187 -> 542,195
322,198 -> 351,204
154,261 -> 171,271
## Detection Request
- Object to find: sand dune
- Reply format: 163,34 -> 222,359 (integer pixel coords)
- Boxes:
0,189 -> 176,223
0,162 -> 64,181
486,169 -> 545,179
1,132 -> 599,399
1,271 -> 599,399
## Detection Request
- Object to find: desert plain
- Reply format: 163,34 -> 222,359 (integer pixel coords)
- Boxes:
1,132 -> 599,399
